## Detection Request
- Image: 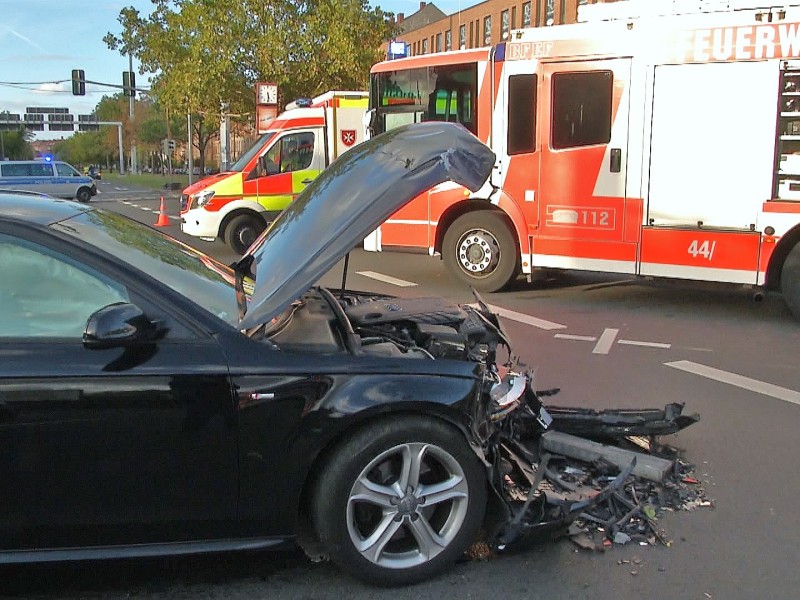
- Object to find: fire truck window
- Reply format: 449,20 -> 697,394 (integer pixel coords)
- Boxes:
551,70 -> 612,150
372,64 -> 478,135
508,74 -> 537,154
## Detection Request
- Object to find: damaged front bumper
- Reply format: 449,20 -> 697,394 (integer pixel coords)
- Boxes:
481,371 -> 700,552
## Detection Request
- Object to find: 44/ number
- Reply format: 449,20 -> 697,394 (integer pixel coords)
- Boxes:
688,240 -> 717,260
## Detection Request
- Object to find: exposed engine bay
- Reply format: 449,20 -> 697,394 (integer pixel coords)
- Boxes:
261,287 -> 507,364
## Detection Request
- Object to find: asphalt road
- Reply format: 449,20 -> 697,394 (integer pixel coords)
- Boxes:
7,187 -> 797,600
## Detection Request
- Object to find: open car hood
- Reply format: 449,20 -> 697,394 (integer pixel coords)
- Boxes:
238,122 -> 496,329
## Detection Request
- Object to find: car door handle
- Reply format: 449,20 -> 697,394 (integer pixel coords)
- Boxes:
301,179 -> 314,185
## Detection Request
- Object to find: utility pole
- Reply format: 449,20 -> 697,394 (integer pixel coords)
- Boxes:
220,102 -> 230,172
187,112 -> 194,185
129,54 -> 137,175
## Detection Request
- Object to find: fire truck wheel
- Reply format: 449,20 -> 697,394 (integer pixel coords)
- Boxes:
443,211 -> 519,292
224,214 -> 265,255
781,242 -> 800,320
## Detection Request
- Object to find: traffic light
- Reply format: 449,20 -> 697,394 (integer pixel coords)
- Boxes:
168,139 -> 176,151
122,71 -> 136,97
71,69 -> 85,96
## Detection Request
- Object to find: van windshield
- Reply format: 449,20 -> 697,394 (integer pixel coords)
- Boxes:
230,132 -> 275,172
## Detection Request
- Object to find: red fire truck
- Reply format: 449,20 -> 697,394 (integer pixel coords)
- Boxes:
366,0 -> 800,319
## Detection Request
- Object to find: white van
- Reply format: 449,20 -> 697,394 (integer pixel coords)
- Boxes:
0,160 -> 97,202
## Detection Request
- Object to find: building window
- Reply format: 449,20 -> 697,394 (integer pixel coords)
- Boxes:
469,21 -> 474,47
483,15 -> 492,46
512,6 -> 517,29
535,0 -> 541,26
445,29 -> 452,51
422,38 -> 428,54
546,0 -> 555,25
522,2 -> 531,27
508,74 -> 537,154
551,70 -> 613,149
459,24 -> 466,49
501,10 -> 510,40
436,32 -> 442,52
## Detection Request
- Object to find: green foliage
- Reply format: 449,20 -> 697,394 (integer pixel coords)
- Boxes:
105,0 -> 396,116
0,128 -> 34,160
52,131 -> 107,166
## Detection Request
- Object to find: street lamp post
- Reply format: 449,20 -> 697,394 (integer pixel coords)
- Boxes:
129,53 -> 137,174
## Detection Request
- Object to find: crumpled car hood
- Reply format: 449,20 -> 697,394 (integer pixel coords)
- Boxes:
238,122 -> 496,329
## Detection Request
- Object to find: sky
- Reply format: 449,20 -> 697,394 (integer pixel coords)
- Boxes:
0,0 -> 482,140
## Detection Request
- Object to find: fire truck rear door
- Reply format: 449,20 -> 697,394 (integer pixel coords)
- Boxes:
639,61 -> 777,283
537,59 -> 635,272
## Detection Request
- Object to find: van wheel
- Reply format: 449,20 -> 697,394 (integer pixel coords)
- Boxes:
76,187 -> 92,203
781,242 -> 800,320
312,416 -> 486,586
443,211 -> 519,292
224,214 -> 264,255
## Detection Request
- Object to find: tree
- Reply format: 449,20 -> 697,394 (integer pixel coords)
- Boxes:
105,0 -> 396,169
0,114 -> 34,160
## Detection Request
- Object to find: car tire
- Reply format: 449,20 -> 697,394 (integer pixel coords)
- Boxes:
312,416 -> 487,586
76,187 -> 92,203
224,214 -> 264,255
781,242 -> 800,320
442,211 -> 519,292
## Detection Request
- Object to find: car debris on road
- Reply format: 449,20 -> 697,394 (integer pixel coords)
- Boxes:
471,380 -> 705,555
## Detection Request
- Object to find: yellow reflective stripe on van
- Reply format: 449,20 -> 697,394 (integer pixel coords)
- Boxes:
244,194 -> 293,211
291,169 -> 321,192
210,173 -> 243,196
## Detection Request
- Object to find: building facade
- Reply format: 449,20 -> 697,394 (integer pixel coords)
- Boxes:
390,0 -> 613,57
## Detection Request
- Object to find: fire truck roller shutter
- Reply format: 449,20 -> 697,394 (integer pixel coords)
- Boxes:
442,211 -> 519,292
781,242 -> 800,320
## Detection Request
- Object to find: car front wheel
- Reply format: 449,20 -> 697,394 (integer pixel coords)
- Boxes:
76,187 -> 92,203
312,416 -> 487,586
224,213 -> 264,255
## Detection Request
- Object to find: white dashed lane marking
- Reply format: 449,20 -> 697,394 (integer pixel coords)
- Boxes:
665,360 -> 800,406
555,334 -> 596,342
356,271 -> 417,287
619,339 -> 672,349
592,328 -> 619,354
478,304 -> 567,331
554,330 -> 672,352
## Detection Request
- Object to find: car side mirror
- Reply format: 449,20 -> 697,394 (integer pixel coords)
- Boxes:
83,302 -> 166,349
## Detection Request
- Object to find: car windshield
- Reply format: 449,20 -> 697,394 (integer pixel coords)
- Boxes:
52,209 -> 249,326
229,132 -> 275,172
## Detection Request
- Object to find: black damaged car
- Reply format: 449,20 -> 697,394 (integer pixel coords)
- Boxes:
1,123 -> 694,585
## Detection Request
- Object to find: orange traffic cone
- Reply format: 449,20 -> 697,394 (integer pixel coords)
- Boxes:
154,196 -> 170,227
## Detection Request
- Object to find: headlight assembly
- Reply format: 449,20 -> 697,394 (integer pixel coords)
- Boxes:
194,189 -> 216,208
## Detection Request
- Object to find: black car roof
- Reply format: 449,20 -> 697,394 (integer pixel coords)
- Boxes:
0,191 -> 92,227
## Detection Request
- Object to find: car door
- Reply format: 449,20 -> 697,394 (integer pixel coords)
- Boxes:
247,130 -> 324,217
0,231 -> 238,551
